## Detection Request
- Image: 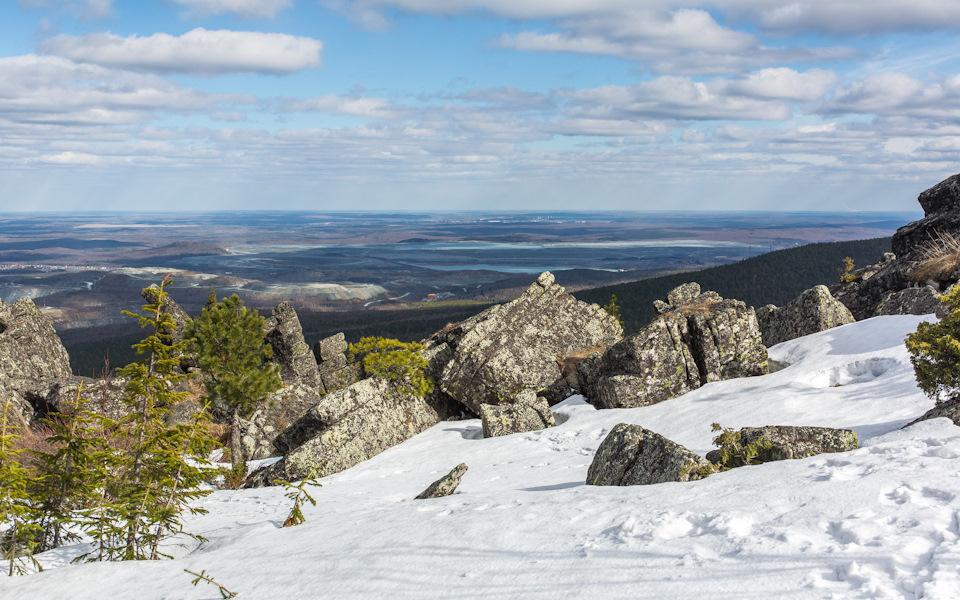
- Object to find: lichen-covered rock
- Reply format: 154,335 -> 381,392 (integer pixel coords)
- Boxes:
241,382 -> 324,460
428,272 -> 622,413
705,425 -> 859,465
479,391 -> 555,437
315,333 -> 361,393
586,423 -> 715,486
875,286 -> 947,318
264,302 -> 323,390
253,378 -> 446,483
316,332 -> 348,362
0,298 -> 72,424
415,463 -> 468,499
892,173 -> 960,259
47,377 -> 128,420
756,285 -> 854,347
587,284 -> 767,409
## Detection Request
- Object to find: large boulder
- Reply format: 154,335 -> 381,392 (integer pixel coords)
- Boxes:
240,382 -> 324,460
427,272 -> 622,413
415,463 -> 468,499
892,173 -> 960,259
756,285 -> 854,347
586,283 -> 767,409
586,423 -> 715,486
907,397 -> 960,428
249,377 -> 449,483
705,425 -> 859,466
264,302 -> 324,391
479,390 -> 555,438
0,298 -> 73,425
875,285 -> 947,318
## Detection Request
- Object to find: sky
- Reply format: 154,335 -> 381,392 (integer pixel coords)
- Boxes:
1,1 -> 959,211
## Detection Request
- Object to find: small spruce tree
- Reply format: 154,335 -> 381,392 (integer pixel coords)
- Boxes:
839,256 -> 857,283
349,337 -> 433,397
603,294 -> 624,328
110,276 -> 219,560
906,285 -> 960,402
0,397 -> 41,576
185,292 -> 281,484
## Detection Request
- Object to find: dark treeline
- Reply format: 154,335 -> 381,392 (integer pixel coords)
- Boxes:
576,237 -> 891,334
63,237 -> 891,376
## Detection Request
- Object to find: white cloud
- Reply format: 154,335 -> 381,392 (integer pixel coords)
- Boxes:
717,68 -> 838,101
172,0 -> 291,18
827,73 -> 960,119
284,95 -> 399,119
33,150 -> 102,165
41,28 -> 323,75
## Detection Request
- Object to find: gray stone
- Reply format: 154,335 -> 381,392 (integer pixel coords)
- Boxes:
705,425 -> 859,466
586,423 -> 715,486
240,382 -> 323,460
0,298 -> 73,425
428,271 -> 622,413
316,332 -> 348,362
320,363 -> 362,394
756,285 -> 855,347
263,302 -> 324,390
875,286 -> 947,318
479,391 -> 555,437
907,397 -> 960,428
587,284 -> 767,409
893,172 -> 960,258
415,463 -> 468,499
256,377 -> 447,483
667,282 -> 702,307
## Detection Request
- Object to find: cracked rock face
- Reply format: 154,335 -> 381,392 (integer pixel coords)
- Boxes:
264,302 -> 324,390
875,286 -> 948,318
479,390 -> 555,438
415,463 -> 468,499
240,382 -> 324,460
705,425 -> 859,466
0,298 -> 72,425
756,285 -> 854,347
315,332 -> 361,394
586,423 -> 714,486
427,272 -> 623,414
586,284 -> 767,409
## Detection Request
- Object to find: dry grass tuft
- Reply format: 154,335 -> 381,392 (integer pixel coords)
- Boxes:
914,231 -> 960,283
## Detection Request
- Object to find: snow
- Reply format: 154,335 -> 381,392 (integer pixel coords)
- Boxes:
4,315 -> 960,599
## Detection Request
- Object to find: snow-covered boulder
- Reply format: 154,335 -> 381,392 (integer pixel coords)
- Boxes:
756,285 -> 854,347
705,425 -> 859,466
426,271 -> 622,413
587,283 -> 767,409
479,391 -> 555,437
415,463 -> 468,499
586,423 -> 715,486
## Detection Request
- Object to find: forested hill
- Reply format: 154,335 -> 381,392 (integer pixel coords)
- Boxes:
575,237 -> 892,334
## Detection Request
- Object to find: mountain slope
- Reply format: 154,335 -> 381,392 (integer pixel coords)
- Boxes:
6,315 -> 959,600
576,237 -> 891,333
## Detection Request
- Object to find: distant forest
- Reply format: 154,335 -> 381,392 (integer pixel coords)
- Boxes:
576,237 -> 891,334
63,237 -> 891,376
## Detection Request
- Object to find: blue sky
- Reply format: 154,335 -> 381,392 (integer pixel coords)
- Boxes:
2,0 -> 959,211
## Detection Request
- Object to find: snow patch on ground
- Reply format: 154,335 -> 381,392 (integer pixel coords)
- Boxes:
3,315 -> 959,599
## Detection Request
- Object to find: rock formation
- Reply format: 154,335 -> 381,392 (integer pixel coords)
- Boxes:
907,397 -> 960,428
832,173 -> 960,319
426,272 -> 622,413
479,391 -> 555,437
315,332 -> 361,393
249,377 -> 449,484
586,423 -> 715,486
585,283 -> 767,409
0,298 -> 73,426
263,302 -> 324,390
705,425 -> 859,466
756,285 -> 854,347
415,463 -> 468,499
240,382 -> 324,460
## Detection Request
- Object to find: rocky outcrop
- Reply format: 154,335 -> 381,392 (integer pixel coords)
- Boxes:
756,286 -> 854,347
240,382 -> 324,460
907,397 -> 960,428
315,333 -> 361,393
832,173 -> 960,319
264,302 -> 323,390
0,298 -> 73,425
705,425 -> 859,466
426,272 -> 622,413
586,283 -> 767,409
586,423 -> 715,486
47,377 -> 128,420
415,463 -> 468,499
479,391 -> 555,438
249,377 -> 448,484
141,284 -> 192,343
875,286 -> 948,318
